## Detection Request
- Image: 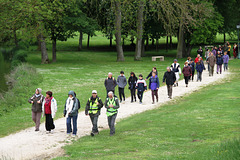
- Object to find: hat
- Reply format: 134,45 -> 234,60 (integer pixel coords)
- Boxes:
120,71 -> 124,74
174,59 -> 177,62
92,90 -> 97,94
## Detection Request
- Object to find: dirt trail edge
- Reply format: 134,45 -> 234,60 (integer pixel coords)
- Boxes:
0,66 -> 229,160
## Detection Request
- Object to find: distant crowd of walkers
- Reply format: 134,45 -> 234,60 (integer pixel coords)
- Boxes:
28,44 -> 231,137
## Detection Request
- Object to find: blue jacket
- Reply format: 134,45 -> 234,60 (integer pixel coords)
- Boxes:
136,79 -> 147,92
216,56 -> 223,65
149,75 -> 159,90
196,62 -> 205,72
190,62 -> 195,72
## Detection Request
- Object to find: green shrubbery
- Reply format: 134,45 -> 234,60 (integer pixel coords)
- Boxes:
0,63 -> 42,116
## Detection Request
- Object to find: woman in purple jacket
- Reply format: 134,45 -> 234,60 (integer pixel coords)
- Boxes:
149,72 -> 159,104
182,62 -> 192,87
222,51 -> 229,71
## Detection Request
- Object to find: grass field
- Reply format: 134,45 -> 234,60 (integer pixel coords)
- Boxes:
53,59 -> 240,160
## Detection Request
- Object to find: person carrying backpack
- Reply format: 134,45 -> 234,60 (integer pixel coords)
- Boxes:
85,90 -> 103,136
104,72 -> 117,97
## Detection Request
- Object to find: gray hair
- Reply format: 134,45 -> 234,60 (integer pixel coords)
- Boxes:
108,72 -> 112,75
108,91 -> 114,96
166,67 -> 170,70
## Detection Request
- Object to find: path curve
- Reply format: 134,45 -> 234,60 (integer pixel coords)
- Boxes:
0,65 -> 229,160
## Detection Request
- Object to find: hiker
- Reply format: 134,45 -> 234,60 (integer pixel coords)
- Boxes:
207,52 -> 216,76
190,59 -> 195,81
104,72 -> 117,97
85,90 -> 103,136
170,59 -> 181,87
205,48 -> 209,60
163,67 -> 176,99
182,62 -> 192,87
197,46 -> 203,57
149,72 -> 159,104
216,54 -> 223,74
145,67 -> 158,80
42,91 -> 57,134
28,88 -> 44,131
117,71 -> 127,103
233,43 -> 238,59
227,42 -> 231,58
194,54 -> 202,64
136,74 -> 147,104
63,91 -> 79,136
196,60 -> 205,82
222,51 -> 229,71
105,91 -> 120,136
128,72 -> 138,103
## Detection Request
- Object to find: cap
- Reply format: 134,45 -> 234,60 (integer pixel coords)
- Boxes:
174,59 -> 177,62
92,90 -> 97,94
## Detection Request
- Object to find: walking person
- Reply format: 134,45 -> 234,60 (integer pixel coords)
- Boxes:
105,91 -> 120,136
85,90 -> 103,136
117,71 -> 127,103
216,54 -> 223,74
145,67 -> 158,80
227,42 -> 231,58
170,59 -> 181,87
136,74 -> 147,104
28,88 -> 44,131
190,59 -> 195,81
233,43 -> 238,59
207,53 -> 217,76
128,72 -> 138,103
182,62 -> 192,87
149,72 -> 159,104
163,67 -> 176,99
196,61 -> 205,82
42,91 -> 57,134
104,72 -> 117,97
222,51 -> 229,71
63,91 -> 79,136
197,46 -> 203,57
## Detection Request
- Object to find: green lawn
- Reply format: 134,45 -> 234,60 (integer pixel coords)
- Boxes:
54,59 -> 240,160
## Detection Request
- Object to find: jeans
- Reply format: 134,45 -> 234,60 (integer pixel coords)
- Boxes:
45,114 -> 55,131
217,65 -> 222,74
137,91 -> 144,102
151,90 -> 158,102
184,76 -> 189,84
118,87 -> 125,101
66,114 -> 78,135
209,66 -> 214,76
90,114 -> 99,133
197,72 -> 202,81
130,89 -> 136,102
167,85 -> 173,97
108,113 -> 117,135
224,63 -> 228,71
32,111 -> 42,130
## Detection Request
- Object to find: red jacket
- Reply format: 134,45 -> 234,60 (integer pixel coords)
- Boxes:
182,66 -> 192,77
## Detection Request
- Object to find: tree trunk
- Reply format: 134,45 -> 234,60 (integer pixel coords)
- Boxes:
224,32 -> 226,43
177,23 -> 185,58
134,0 -> 145,61
78,31 -> 83,51
152,38 -> 154,46
141,38 -> 145,57
114,0 -> 125,62
110,33 -> 113,47
52,38 -> 57,62
156,38 -> 159,52
186,44 -> 193,57
40,34 -> 49,64
146,36 -> 149,50
14,29 -> 18,47
37,35 -> 41,51
87,34 -> 90,48
170,36 -> 173,49
166,36 -> 169,51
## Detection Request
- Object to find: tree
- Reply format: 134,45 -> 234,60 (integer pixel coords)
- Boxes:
114,0 -> 125,61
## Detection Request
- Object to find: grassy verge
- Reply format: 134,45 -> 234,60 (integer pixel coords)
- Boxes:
54,59 -> 240,160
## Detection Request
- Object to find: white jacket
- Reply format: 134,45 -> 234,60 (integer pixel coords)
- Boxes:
42,97 -> 57,118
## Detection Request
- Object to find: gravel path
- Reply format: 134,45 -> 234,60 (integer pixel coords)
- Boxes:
0,66 -> 229,160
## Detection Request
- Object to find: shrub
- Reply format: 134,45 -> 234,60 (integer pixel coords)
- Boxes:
0,63 -> 43,116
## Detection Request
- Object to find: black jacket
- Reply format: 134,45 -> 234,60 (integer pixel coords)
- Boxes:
104,77 -> 117,91
85,96 -> 103,116
128,76 -> 138,90
163,71 -> 176,85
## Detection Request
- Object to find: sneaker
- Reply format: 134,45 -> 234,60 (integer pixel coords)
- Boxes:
131,101 -> 133,103
35,129 -> 39,132
169,96 -> 172,99
139,102 -> 142,104
152,102 -> 155,104
186,84 -> 188,87
120,100 -> 122,103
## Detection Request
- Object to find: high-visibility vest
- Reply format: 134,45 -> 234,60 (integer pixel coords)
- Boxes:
89,98 -> 100,114
106,97 -> 118,117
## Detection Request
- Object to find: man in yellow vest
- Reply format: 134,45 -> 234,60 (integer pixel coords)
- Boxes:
85,90 -> 103,136
105,91 -> 120,136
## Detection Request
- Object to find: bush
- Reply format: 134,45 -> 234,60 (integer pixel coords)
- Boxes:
0,63 -> 43,116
